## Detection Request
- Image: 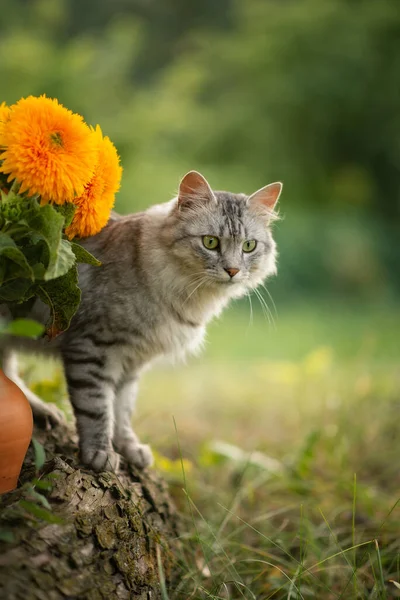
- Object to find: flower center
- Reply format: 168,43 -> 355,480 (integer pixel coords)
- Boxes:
50,131 -> 64,147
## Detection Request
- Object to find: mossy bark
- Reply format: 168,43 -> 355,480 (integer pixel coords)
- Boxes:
0,423 -> 180,599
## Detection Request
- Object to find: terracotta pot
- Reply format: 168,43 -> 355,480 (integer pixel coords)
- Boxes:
0,369 -> 33,494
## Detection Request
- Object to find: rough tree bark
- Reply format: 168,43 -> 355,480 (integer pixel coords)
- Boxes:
0,423 -> 180,599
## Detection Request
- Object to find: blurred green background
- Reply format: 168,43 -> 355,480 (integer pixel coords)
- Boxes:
2,0 -> 400,305
5,1 -> 400,594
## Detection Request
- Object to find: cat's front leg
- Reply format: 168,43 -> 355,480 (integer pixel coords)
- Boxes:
2,351 -> 65,427
63,356 -> 119,472
113,376 -> 153,469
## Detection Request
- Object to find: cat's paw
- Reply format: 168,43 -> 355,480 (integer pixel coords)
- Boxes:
81,447 -> 120,472
31,401 -> 66,429
121,442 -> 154,470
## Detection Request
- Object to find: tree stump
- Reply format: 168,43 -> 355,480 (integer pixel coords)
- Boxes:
0,423 -> 180,599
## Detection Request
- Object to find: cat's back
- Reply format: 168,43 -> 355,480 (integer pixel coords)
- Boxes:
62,213 -> 148,335
76,211 -> 152,301
71,205 -> 206,362
78,201 -> 174,294
82,212 -> 145,267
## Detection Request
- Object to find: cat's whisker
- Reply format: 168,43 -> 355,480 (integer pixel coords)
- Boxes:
185,274 -> 207,287
259,283 -> 278,317
181,271 -> 209,289
261,295 -> 275,328
261,290 -> 276,329
178,272 -> 207,289
255,283 -> 277,328
182,277 -> 209,306
178,274 -> 209,300
262,293 -> 277,329
253,288 -> 268,323
246,291 -> 254,332
184,270 -> 208,279
184,280 -> 208,305
253,287 -> 275,328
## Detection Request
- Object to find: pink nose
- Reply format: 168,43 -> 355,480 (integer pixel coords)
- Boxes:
224,267 -> 240,278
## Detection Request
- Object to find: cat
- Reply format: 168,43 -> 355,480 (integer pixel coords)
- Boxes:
1,171 -> 282,472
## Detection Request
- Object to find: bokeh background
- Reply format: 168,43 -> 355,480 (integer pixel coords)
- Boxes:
2,0 -> 399,302
3,0 -> 400,596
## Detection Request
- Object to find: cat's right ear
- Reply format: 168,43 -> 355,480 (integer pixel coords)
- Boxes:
177,171 -> 215,210
247,182 -> 283,212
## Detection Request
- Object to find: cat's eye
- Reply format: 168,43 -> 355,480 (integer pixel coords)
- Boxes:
242,240 -> 257,253
203,235 -> 220,250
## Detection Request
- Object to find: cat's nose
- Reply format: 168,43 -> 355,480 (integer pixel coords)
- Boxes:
224,267 -> 240,278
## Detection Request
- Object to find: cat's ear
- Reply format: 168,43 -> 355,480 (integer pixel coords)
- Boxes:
248,182 -> 283,212
178,171 -> 215,209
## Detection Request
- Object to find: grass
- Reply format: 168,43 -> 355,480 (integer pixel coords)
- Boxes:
21,300 -> 400,599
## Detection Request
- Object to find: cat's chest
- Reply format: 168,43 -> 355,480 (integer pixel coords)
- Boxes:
150,318 -> 206,362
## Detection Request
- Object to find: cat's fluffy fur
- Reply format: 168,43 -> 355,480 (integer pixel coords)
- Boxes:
1,171 -> 282,472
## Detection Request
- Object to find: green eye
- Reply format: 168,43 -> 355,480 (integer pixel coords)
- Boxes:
242,240 -> 257,253
203,235 -> 220,250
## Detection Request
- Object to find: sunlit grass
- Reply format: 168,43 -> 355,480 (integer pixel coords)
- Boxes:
20,302 -> 400,598
149,353 -> 399,598
143,302 -> 400,598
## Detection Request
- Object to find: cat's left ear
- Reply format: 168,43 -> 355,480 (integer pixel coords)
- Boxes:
248,182 -> 283,212
178,170 -> 215,210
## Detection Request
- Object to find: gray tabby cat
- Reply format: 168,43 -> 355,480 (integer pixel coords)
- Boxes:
1,171 -> 282,472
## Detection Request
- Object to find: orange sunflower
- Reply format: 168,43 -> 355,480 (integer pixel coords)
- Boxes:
66,125 -> 122,239
0,95 -> 97,204
0,102 -> 11,147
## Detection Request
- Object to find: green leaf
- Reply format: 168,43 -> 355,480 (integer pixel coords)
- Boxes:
18,199 -> 65,280
0,530 -> 14,543
19,500 -> 62,524
0,318 -> 44,338
37,265 -> 81,336
31,438 -> 46,470
31,478 -> 53,491
53,202 -> 76,227
0,232 -> 33,282
27,488 -> 51,510
32,262 -> 46,279
0,277 -> 34,302
21,239 -> 49,278
71,242 -> 101,266
0,259 -> 6,284
44,238 -> 76,281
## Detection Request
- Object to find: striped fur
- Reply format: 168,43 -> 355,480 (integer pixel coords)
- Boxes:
1,173 -> 282,472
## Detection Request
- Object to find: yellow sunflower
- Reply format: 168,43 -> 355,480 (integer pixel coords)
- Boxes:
66,125 -> 122,239
0,102 -> 11,147
0,95 -> 97,204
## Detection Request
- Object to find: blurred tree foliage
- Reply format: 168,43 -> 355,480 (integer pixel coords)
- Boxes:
1,0 -> 399,300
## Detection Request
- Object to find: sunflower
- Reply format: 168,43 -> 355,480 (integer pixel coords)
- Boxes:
0,95 -> 97,204
0,102 -> 11,147
65,125 -> 122,238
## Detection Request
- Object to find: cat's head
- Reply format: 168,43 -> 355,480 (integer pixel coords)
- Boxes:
166,171 -> 282,298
